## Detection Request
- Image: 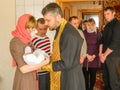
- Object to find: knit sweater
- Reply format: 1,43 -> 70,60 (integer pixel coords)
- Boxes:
32,35 -> 51,56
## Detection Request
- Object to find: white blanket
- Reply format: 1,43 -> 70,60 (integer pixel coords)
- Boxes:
23,46 -> 47,65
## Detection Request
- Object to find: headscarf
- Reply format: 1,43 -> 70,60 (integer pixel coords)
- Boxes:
12,14 -> 32,44
11,14 -> 31,67
86,25 -> 97,33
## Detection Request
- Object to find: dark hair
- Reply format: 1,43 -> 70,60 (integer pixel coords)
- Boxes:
104,6 -> 115,12
37,18 -> 45,24
87,18 -> 95,25
82,20 -> 88,24
36,18 -> 45,28
42,2 -> 63,17
69,16 -> 78,22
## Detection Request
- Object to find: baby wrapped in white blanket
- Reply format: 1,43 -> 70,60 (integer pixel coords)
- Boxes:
23,46 -> 48,65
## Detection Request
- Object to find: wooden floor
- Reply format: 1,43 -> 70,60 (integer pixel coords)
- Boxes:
94,69 -> 104,90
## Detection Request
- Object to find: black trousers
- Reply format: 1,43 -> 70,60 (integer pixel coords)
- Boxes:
38,71 -> 50,90
106,55 -> 120,90
101,62 -> 111,90
83,67 -> 97,90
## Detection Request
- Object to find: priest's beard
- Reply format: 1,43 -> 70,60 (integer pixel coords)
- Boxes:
49,21 -> 59,31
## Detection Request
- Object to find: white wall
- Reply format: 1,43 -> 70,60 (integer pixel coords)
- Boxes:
16,0 -> 56,47
0,0 -> 55,90
16,0 -> 55,21
0,0 -> 16,90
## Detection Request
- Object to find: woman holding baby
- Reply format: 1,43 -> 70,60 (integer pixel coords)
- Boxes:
9,14 -> 49,90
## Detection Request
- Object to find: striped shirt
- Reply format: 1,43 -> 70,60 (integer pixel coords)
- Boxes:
32,35 -> 51,56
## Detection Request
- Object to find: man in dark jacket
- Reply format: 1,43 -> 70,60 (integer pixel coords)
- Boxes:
99,6 -> 120,90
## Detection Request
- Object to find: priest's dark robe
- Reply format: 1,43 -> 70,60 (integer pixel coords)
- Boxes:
52,23 -> 86,90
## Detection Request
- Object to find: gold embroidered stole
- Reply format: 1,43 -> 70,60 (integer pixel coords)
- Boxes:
41,19 -> 67,90
50,19 -> 67,90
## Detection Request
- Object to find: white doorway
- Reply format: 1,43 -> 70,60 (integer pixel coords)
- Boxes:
83,14 -> 99,27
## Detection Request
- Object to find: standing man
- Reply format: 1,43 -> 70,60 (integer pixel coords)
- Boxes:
69,16 -> 87,64
99,6 -> 120,90
41,2 -> 85,90
31,18 -> 51,90
32,18 -> 51,56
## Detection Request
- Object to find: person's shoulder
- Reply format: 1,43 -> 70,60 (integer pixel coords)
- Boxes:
77,29 -> 83,33
110,18 -> 119,25
113,18 -> 120,28
64,23 -> 77,34
10,37 -> 19,44
10,37 -> 21,50
45,36 -> 50,40
62,23 -> 82,39
10,37 -> 24,47
83,29 -> 87,33
115,19 -> 120,25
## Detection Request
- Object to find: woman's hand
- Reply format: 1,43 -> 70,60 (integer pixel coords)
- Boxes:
41,56 -> 50,66
20,56 -> 50,74
87,54 -> 96,62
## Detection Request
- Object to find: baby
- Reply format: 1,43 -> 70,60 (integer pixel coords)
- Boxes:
23,46 -> 48,65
